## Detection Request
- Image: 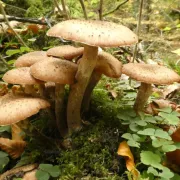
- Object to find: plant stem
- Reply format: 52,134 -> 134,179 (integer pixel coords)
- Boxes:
132,0 -> 144,62
79,0 -> 88,20
0,2 -> 28,47
61,0 -> 69,20
53,0 -> 63,15
99,0 -> 103,20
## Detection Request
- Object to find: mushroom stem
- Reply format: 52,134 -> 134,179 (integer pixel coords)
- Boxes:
134,82 -> 152,114
55,84 -> 67,137
82,71 -> 102,113
24,85 -> 37,96
67,45 -> 98,133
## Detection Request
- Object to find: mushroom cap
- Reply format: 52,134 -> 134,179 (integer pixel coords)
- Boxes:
47,20 -> 138,47
15,51 -> 47,67
47,45 -> 84,60
30,58 -> 77,84
122,63 -> 180,85
95,51 -> 122,78
3,67 -> 43,85
0,93 -> 50,125
23,170 -> 37,180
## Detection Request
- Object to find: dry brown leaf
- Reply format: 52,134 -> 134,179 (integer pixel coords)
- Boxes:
117,141 -> 139,179
163,84 -> 180,99
0,137 -> 26,159
0,83 -> 8,96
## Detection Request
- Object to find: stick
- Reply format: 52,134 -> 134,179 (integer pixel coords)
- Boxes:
61,0 -> 69,20
79,0 -> 88,20
0,54 -> 10,68
103,0 -> 128,17
99,0 -> 103,20
132,0 -> 144,62
53,0 -> 63,15
0,15 -> 47,25
0,2 -> 28,47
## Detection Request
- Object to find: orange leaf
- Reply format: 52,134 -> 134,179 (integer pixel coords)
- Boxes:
0,137 -> 26,159
117,141 -> 139,179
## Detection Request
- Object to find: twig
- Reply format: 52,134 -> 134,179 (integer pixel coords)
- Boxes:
79,0 -> 88,20
0,2 -> 28,48
53,0 -> 63,15
4,3 -> 26,12
61,0 -> 69,20
0,15 -> 47,25
99,0 -> 103,20
132,0 -> 144,62
103,0 -> 128,17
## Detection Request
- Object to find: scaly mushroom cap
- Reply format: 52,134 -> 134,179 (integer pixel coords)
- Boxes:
0,93 -> 50,125
3,67 -> 43,85
30,58 -> 78,84
122,63 -> 180,85
47,45 -> 84,60
15,51 -> 47,67
95,51 -> 122,78
47,20 -> 138,47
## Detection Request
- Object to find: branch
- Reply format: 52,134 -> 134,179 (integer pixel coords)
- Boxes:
79,0 -> 88,20
0,15 -> 47,25
0,2 -> 28,47
132,0 -> 144,62
53,0 -> 63,15
99,0 -> 103,20
61,0 -> 69,20
103,0 -> 128,17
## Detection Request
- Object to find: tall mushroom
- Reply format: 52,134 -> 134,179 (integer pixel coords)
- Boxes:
82,51 -> 122,113
30,58 -> 77,137
122,63 -> 180,113
47,19 -> 137,133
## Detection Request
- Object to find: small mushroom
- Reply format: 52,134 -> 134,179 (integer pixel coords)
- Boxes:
2,67 -> 43,96
47,19 -> 137,133
15,51 -> 47,67
82,51 -> 122,113
47,45 -> 84,60
30,58 -> 78,137
122,63 -> 180,113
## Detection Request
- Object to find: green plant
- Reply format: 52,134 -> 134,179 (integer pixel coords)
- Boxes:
0,151 -> 9,173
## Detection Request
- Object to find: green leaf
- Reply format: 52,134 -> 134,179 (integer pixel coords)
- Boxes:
158,107 -> 172,113
36,170 -> 50,180
176,24 -> 180,28
138,128 -> 155,136
152,138 -> 173,148
0,157 -> 9,171
129,123 -> 142,132
140,151 -> 163,169
135,120 -> 147,126
20,46 -> 31,52
39,164 -> 53,172
159,167 -> 174,179
48,165 -> 60,177
6,49 -> 21,56
0,126 -> 11,133
162,145 -> 176,152
0,151 -> 8,158
159,112 -> 179,125
127,139 -> 140,148
122,133 -> 132,140
172,48 -> 180,56
147,167 -> 159,176
163,26 -> 171,31
154,129 -> 171,140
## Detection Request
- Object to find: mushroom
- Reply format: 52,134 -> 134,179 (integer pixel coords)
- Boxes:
15,51 -> 47,67
30,58 -> 78,137
82,51 -> 122,113
47,45 -> 84,60
47,19 -> 137,133
122,63 -> 180,113
2,67 -> 43,96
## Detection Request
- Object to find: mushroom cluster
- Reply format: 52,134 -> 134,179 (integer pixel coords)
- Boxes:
1,19 -> 138,141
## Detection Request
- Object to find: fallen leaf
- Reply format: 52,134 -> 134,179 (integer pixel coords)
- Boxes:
23,169 -> 37,180
0,83 -> 8,96
117,141 -> 139,179
0,137 -> 26,159
163,84 -> 180,99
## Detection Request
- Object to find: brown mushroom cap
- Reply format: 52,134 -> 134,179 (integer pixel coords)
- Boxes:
95,51 -> 122,78
15,51 -> 47,67
23,170 -> 37,180
30,58 -> 77,84
47,20 -> 138,47
0,93 -> 50,125
122,63 -> 180,85
47,45 -> 84,60
3,67 -> 43,85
